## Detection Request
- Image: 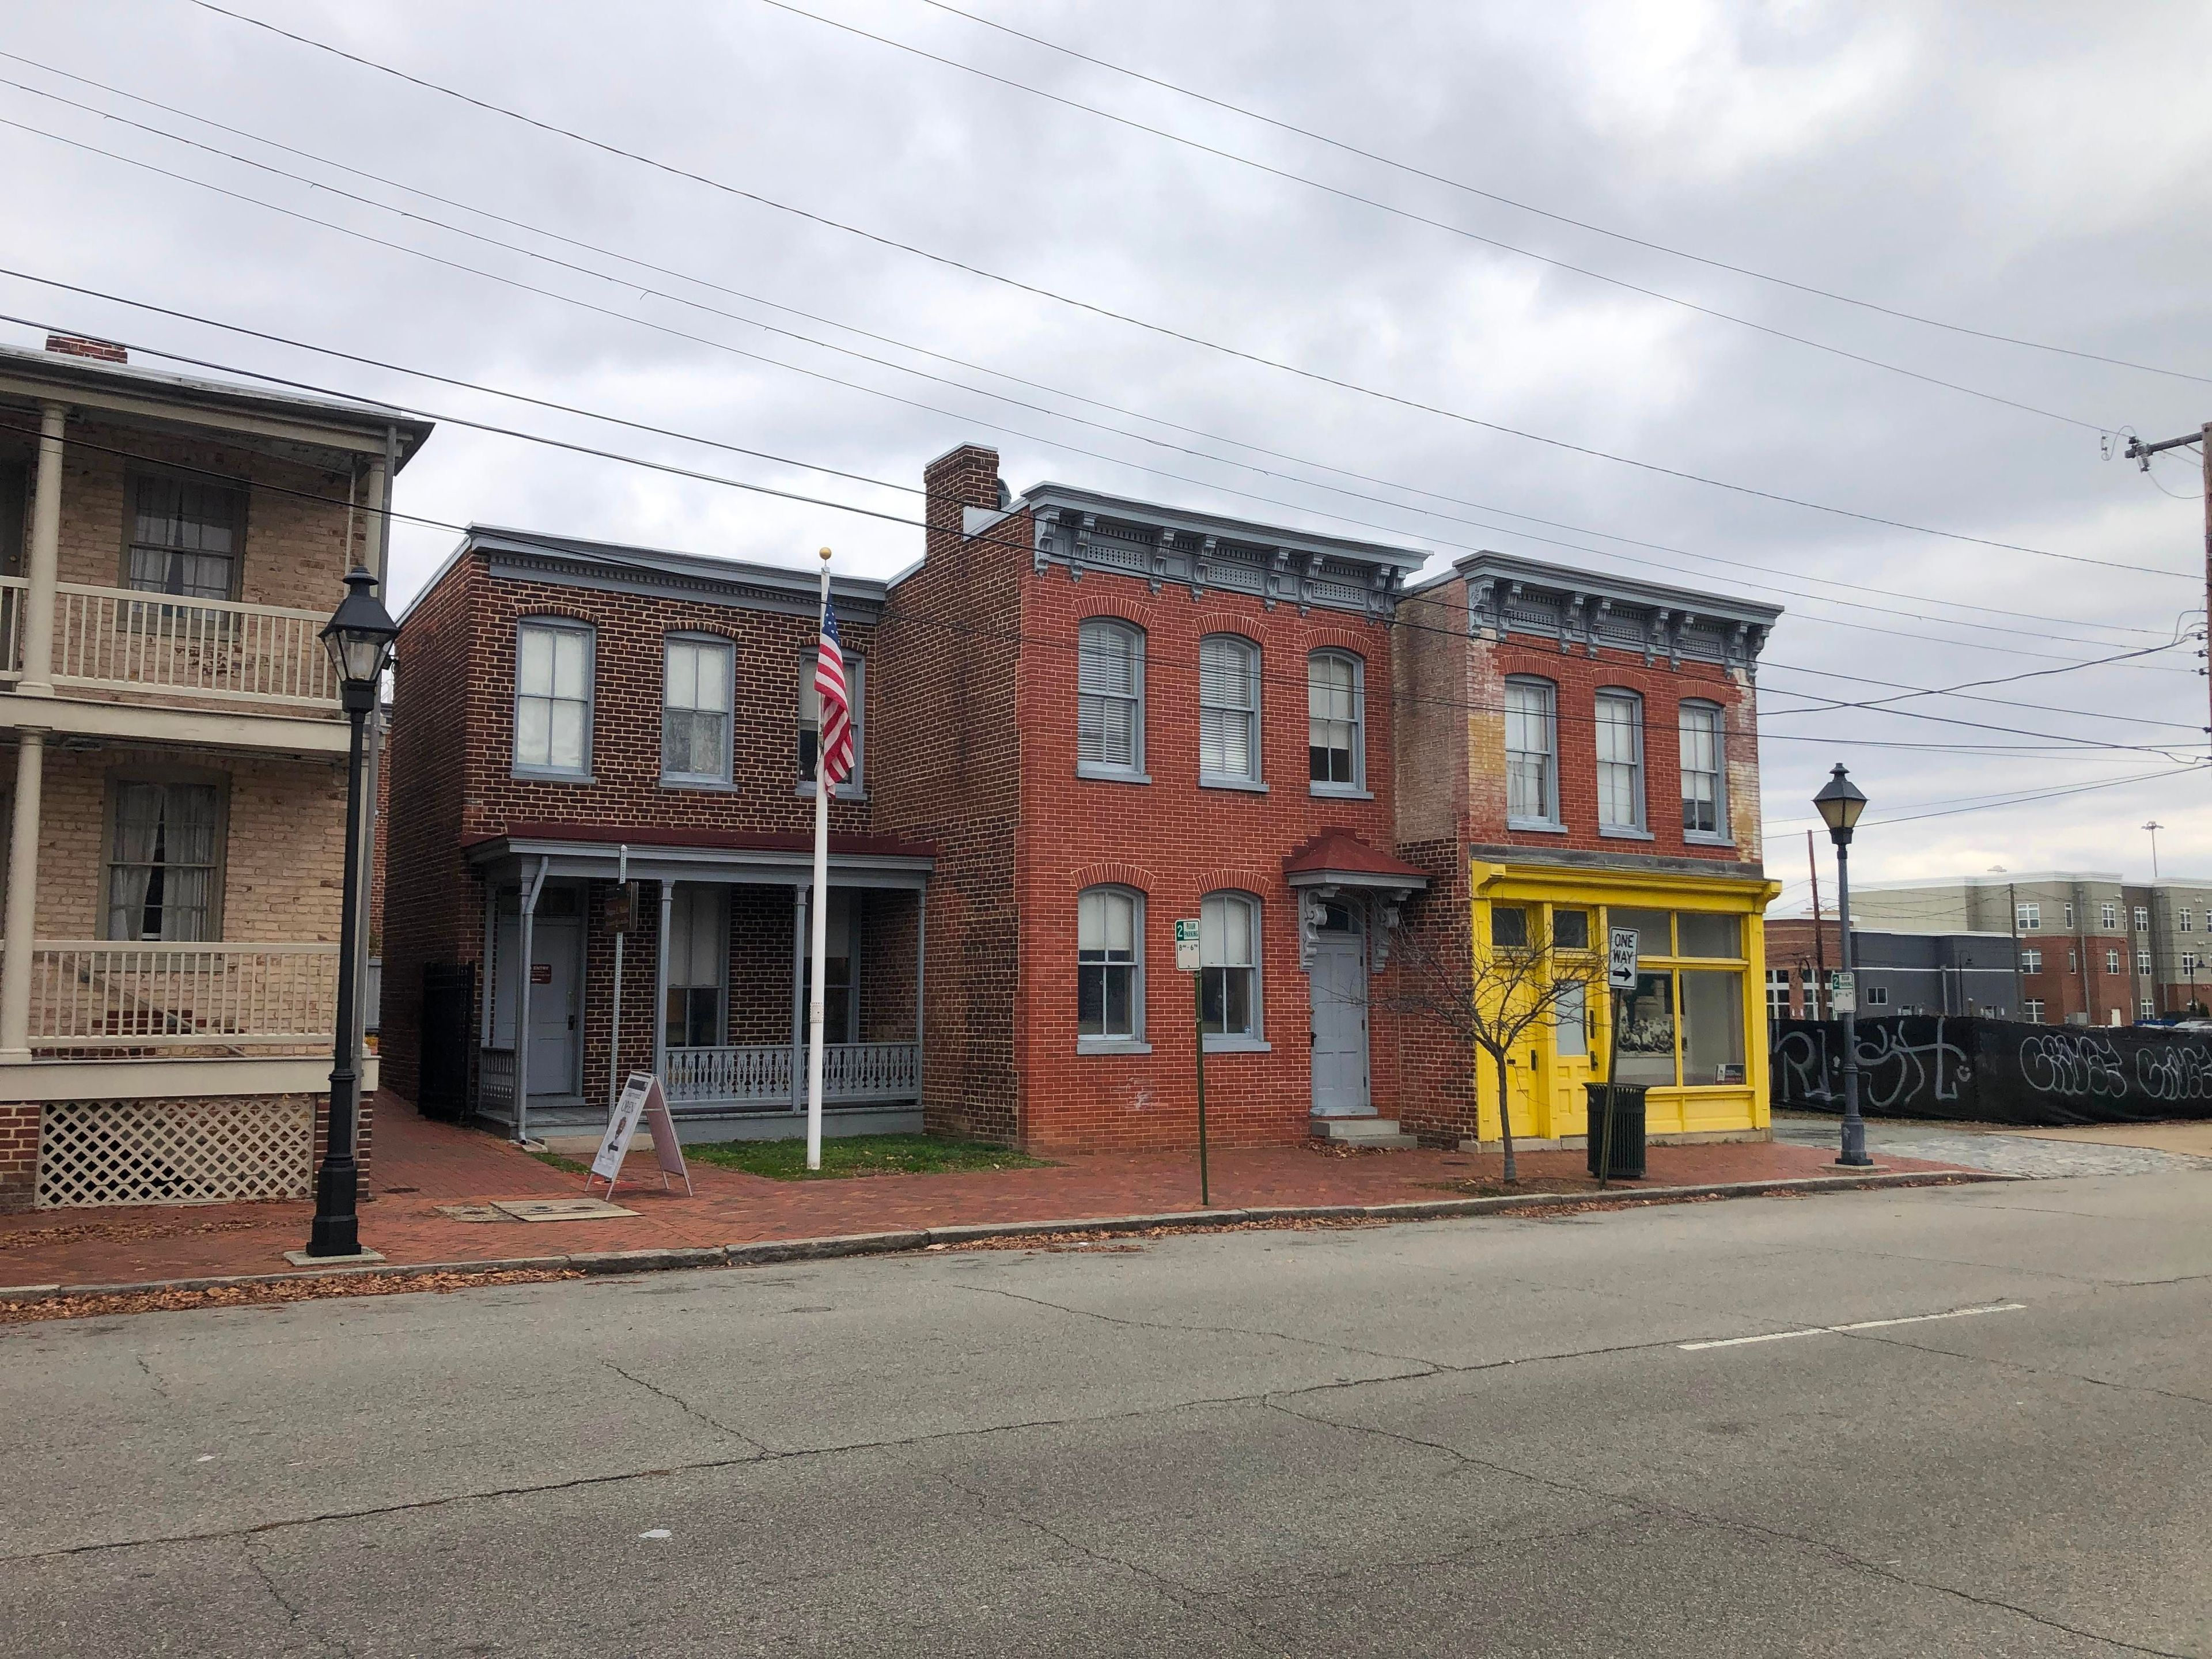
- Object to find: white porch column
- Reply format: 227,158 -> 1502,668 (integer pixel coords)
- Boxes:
0,732 -> 46,1058
790,884 -> 808,1112
512,858 -> 546,1143
653,879 -> 674,1083
19,402 -> 65,698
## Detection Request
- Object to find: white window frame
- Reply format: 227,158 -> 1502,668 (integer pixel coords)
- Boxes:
663,883 -> 728,1050
2180,908 -> 2194,934
2135,906 -> 2150,933
1306,650 -> 1368,797
661,632 -> 735,788
2021,948 -> 2042,974
1594,688 -> 1647,836
1766,967 -> 1791,1020
1679,700 -> 1727,842
2141,997 -> 2156,1019
2105,949 -> 2122,975
1199,891 -> 1267,1052
2137,949 -> 2153,976
798,649 -> 867,800
1076,619 -> 1147,783
2017,902 -> 2040,930
1199,634 -> 1264,790
1504,676 -> 1559,830
2065,902 -> 2075,929
512,616 -> 594,781
1077,884 -> 1147,1051
2101,902 -> 2118,929
1865,985 -> 1890,1007
2024,999 -> 2044,1023
2183,952 -> 2200,974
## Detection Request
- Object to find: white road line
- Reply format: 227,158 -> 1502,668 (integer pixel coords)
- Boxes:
1677,1302 -> 2028,1351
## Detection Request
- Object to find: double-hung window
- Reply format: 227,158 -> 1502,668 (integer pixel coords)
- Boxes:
127,474 -> 243,601
798,650 -> 866,796
1078,886 -> 1143,1044
2018,903 -> 2040,930
2135,907 -> 2150,932
2021,948 -> 2042,974
1504,677 -> 1557,827
662,635 -> 733,785
1679,702 -> 1726,839
107,779 -> 222,940
662,884 -> 726,1049
1199,635 -> 1262,787
2181,908 -> 2195,933
513,619 -> 593,778
2101,902 -> 2118,929
2105,949 -> 2122,975
2025,999 -> 2045,1022
1077,620 -> 1145,779
1595,690 -> 1645,833
2137,949 -> 2153,976
1199,891 -> 1260,1045
1307,652 -> 1365,793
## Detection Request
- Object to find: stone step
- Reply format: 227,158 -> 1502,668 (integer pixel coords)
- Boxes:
1310,1117 -> 1420,1150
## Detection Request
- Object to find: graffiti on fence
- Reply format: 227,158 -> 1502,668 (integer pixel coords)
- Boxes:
2017,1031 -> 2127,1099
2134,1043 -> 2212,1104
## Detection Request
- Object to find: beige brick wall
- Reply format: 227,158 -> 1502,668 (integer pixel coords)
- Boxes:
52,417 -> 370,607
7,744 -> 347,941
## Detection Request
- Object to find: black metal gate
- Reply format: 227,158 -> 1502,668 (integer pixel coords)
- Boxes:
418,963 -> 476,1123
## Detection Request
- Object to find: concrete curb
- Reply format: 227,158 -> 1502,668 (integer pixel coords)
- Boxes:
0,1168 -> 2012,1308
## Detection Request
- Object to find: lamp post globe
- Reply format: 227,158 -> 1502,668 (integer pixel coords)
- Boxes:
1813,764 -> 1874,1168
305,568 -> 399,1258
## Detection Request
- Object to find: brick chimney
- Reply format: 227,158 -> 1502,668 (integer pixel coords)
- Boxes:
46,334 -> 127,364
922,443 -> 1003,548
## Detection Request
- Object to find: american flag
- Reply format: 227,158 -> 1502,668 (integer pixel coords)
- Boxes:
814,598 -> 855,785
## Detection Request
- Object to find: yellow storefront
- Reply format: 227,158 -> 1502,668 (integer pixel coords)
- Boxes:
1469,860 -> 1783,1146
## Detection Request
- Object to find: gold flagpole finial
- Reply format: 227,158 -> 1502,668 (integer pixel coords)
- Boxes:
818,546 -> 832,563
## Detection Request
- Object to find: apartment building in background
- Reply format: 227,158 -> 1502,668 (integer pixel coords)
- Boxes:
0,334 -> 429,1210
1844,872 -> 2212,1024
1763,915 -> 2018,1020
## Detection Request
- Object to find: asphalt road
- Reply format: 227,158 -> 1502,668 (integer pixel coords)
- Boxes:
5,1170 -> 2208,1657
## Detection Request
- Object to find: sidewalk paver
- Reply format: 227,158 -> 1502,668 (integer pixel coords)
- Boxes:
0,1100 -> 1973,1293
1773,1111 -> 2212,1178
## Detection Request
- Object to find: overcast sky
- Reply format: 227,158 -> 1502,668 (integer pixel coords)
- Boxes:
4,0 -> 2207,904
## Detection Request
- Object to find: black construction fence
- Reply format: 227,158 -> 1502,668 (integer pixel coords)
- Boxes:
1771,1015 -> 2212,1126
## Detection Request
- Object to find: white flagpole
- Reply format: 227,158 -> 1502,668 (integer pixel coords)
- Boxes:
806,547 -> 832,1172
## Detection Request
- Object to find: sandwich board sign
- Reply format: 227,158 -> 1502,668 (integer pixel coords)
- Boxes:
588,1071 -> 693,1199
1174,918 -> 1203,972
1607,927 -> 1640,991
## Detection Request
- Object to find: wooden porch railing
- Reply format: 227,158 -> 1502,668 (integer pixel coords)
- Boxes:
50,584 -> 342,709
25,941 -> 340,1052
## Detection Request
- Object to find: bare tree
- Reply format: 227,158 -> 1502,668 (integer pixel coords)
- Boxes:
1382,903 -> 1603,1183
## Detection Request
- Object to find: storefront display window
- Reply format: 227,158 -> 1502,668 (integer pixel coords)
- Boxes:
1616,970 -> 1676,1085
1610,908 -> 1672,957
1681,969 -> 1747,1084
1676,912 -> 1741,959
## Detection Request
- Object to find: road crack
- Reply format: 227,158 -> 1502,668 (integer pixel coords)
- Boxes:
603,1359 -> 773,1455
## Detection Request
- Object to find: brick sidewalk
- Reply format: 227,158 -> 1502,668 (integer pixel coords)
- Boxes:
0,1098 -> 1965,1291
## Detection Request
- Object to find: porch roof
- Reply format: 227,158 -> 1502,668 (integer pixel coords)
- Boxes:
463,821 -> 935,889
1283,828 -> 1430,892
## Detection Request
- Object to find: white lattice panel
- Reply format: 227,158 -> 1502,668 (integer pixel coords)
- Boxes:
37,1097 -> 312,1208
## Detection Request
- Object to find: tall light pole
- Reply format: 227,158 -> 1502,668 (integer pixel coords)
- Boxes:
1813,764 -> 1873,1169
2144,820 -> 2164,880
306,568 -> 400,1259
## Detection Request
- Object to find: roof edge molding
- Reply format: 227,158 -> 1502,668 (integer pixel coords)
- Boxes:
464,526 -> 891,623
1021,483 -> 1426,620
1437,549 -> 1782,677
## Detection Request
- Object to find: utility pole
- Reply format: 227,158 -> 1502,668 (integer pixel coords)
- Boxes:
2124,425 -> 2211,728
1806,830 -> 1828,1020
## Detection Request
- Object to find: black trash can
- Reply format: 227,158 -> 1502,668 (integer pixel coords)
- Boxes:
1584,1083 -> 1647,1180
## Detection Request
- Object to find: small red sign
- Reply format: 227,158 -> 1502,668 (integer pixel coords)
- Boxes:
530,963 -> 553,984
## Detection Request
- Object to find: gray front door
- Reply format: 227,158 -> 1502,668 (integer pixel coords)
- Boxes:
1309,907 -> 1370,1116
525,918 -> 582,1097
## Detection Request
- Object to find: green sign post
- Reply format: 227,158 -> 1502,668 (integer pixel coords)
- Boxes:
1176,917 -> 1210,1207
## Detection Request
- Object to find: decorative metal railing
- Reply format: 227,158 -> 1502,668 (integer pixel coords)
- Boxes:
477,1046 -> 517,1117
664,1041 -> 919,1109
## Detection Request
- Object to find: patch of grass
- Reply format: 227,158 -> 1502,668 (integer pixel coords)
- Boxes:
527,1147 -> 591,1176
687,1134 -> 1051,1181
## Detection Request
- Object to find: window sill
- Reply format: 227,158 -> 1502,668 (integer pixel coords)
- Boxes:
1202,1036 -> 1271,1054
512,768 -> 594,785
662,777 -> 740,794
1599,825 -> 1655,842
1683,833 -> 1736,849
1507,818 -> 1567,834
1200,775 -> 1268,794
1076,764 -> 1152,785
1310,783 -> 1373,801
1078,1038 -> 1153,1056
795,783 -> 868,802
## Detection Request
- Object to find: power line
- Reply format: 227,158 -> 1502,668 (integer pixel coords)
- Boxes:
4,253 -> 2176,675
179,0 -> 2196,581
912,0 -> 2212,389
7,410 -> 2196,765
0,58 -> 2156,646
755,0 -> 2112,434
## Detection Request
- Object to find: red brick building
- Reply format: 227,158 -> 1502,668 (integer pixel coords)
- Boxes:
382,443 -> 1786,1156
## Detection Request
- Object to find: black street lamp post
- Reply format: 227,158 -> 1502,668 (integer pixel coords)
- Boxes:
306,568 -> 400,1258
1813,763 -> 1874,1169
